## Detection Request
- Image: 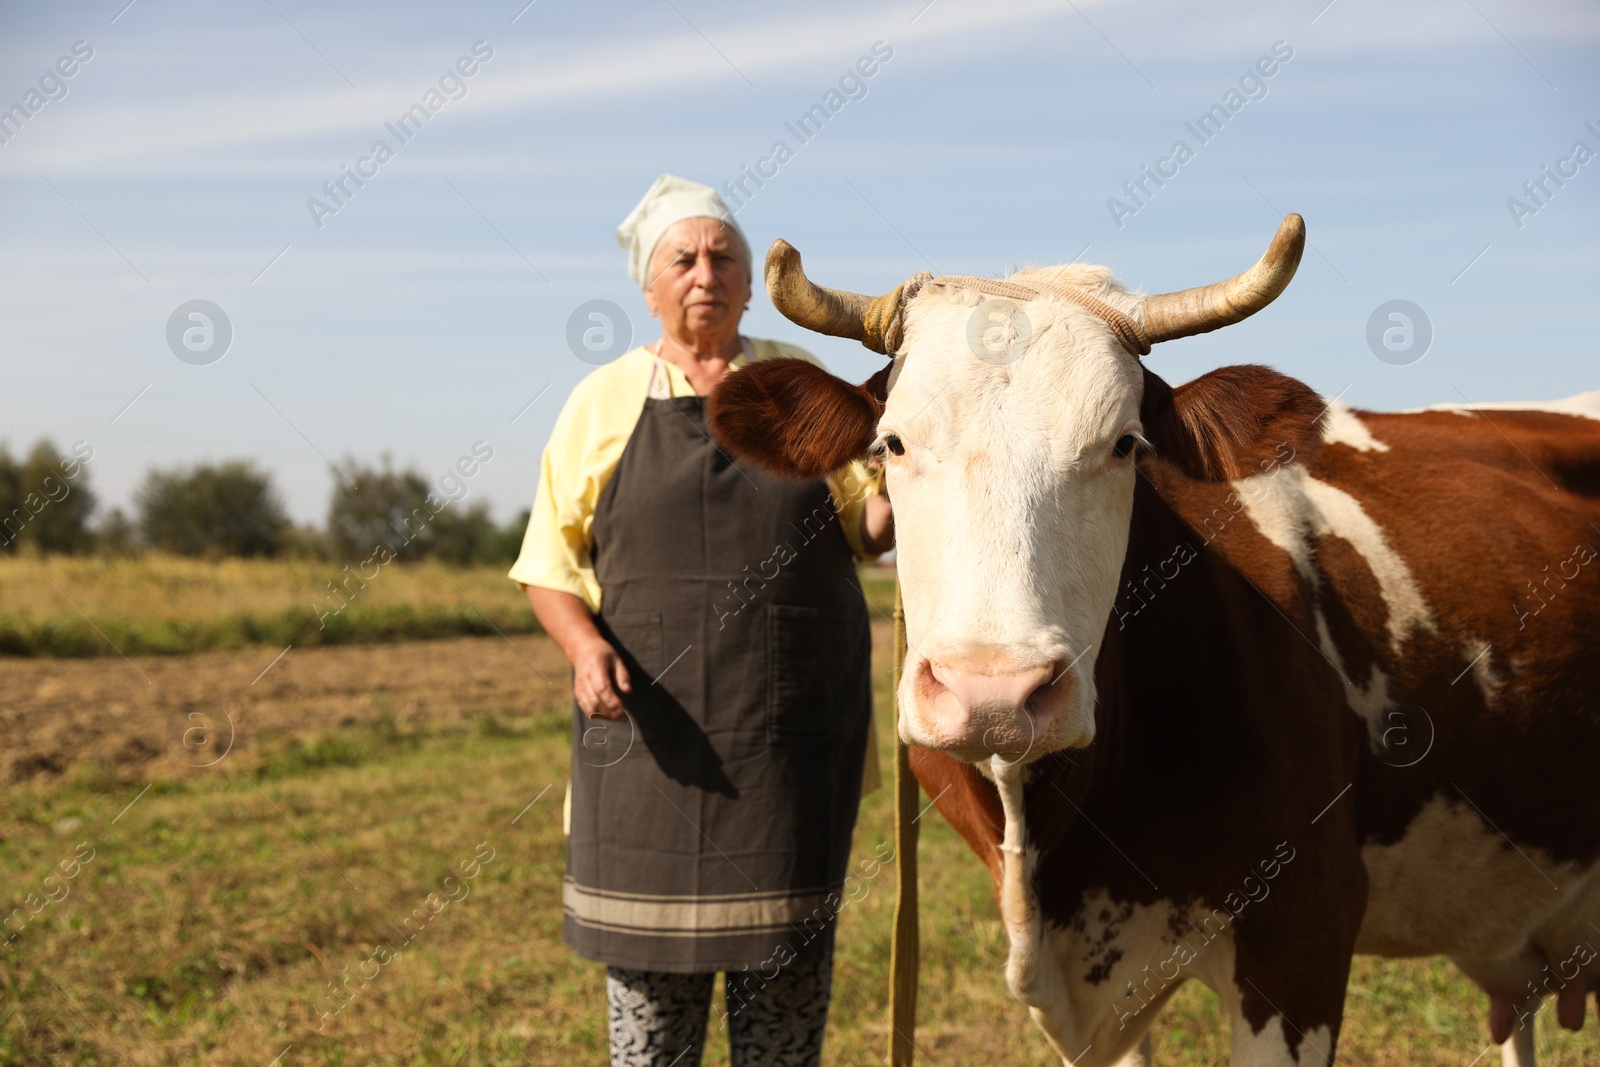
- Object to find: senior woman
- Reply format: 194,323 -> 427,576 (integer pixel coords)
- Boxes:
509,174 -> 892,1067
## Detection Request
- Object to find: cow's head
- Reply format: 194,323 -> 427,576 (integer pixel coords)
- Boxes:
708,216 -> 1325,764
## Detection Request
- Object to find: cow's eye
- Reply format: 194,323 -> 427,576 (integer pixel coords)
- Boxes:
885,434 -> 906,456
1112,434 -> 1141,459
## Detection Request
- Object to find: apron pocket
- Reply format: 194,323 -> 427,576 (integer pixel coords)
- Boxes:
767,603 -> 867,748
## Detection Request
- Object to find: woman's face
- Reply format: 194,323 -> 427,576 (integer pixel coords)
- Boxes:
644,218 -> 751,342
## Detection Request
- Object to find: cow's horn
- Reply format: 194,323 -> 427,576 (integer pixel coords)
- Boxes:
1139,213 -> 1305,344
766,239 -> 905,355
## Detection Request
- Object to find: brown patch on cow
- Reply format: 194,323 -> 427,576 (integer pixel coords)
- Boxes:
706,358 -> 887,479
1141,365 -> 1327,482
1308,533 -> 1388,696
907,746 -> 1004,888
1311,407 -> 1600,859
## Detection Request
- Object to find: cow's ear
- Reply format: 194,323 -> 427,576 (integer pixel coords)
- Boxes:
707,357 -> 888,480
1140,364 -> 1325,481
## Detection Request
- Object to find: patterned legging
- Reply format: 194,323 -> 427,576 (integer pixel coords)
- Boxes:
605,947 -> 833,1066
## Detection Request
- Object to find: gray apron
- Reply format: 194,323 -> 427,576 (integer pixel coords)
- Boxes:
562,387 -> 872,973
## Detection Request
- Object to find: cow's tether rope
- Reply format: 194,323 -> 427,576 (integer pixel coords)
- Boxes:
889,583 -> 919,1065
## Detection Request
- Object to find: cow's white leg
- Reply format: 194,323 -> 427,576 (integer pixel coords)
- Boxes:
1483,990 -> 1540,1067
1226,1011 -> 1334,1067
1110,1034 -> 1152,1067
1501,1014 -> 1536,1067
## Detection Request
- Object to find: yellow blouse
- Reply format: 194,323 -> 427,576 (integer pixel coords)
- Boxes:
508,339 -> 885,610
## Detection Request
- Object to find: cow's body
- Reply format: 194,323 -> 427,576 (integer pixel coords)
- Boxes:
912,398 -> 1600,1065
707,217 -> 1600,1064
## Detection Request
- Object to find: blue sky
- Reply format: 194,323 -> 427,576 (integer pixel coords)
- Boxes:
1,0 -> 1596,524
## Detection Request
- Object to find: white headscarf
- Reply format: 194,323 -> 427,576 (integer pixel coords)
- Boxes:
616,174 -> 750,288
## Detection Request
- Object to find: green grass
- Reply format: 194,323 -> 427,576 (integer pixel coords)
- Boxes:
0,554 -> 539,658
0,556 -> 898,658
2,627 -> 1595,1064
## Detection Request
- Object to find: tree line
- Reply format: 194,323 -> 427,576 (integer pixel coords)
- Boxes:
0,439 -> 528,564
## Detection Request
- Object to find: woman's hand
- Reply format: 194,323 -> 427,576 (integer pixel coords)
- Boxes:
525,586 -> 633,721
861,493 -> 894,555
570,637 -> 632,721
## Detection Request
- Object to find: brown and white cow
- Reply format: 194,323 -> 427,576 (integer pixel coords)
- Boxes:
707,216 -> 1600,1066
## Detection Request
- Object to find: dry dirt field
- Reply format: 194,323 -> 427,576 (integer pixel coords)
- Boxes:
1,631 -> 568,787
2,629 -> 1596,1065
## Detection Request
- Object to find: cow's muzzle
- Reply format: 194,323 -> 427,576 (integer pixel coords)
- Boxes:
905,651 -> 1079,762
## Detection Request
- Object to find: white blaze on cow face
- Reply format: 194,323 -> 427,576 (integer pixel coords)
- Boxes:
879,270 -> 1146,761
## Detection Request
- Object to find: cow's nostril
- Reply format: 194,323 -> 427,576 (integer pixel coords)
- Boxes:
927,658 -> 1062,716
914,657 -> 948,703
1025,662 -> 1073,720
907,654 -> 1081,757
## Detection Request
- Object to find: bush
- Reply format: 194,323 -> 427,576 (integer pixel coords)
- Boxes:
483,508 -> 530,565
0,439 -> 97,554
430,502 -> 497,565
278,523 -> 331,560
95,507 -> 140,556
136,461 -> 289,558
326,459 -> 520,564
326,458 -> 439,562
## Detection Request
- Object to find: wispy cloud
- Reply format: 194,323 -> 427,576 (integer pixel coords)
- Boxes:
5,0 -> 1076,172
15,0 -> 1593,176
